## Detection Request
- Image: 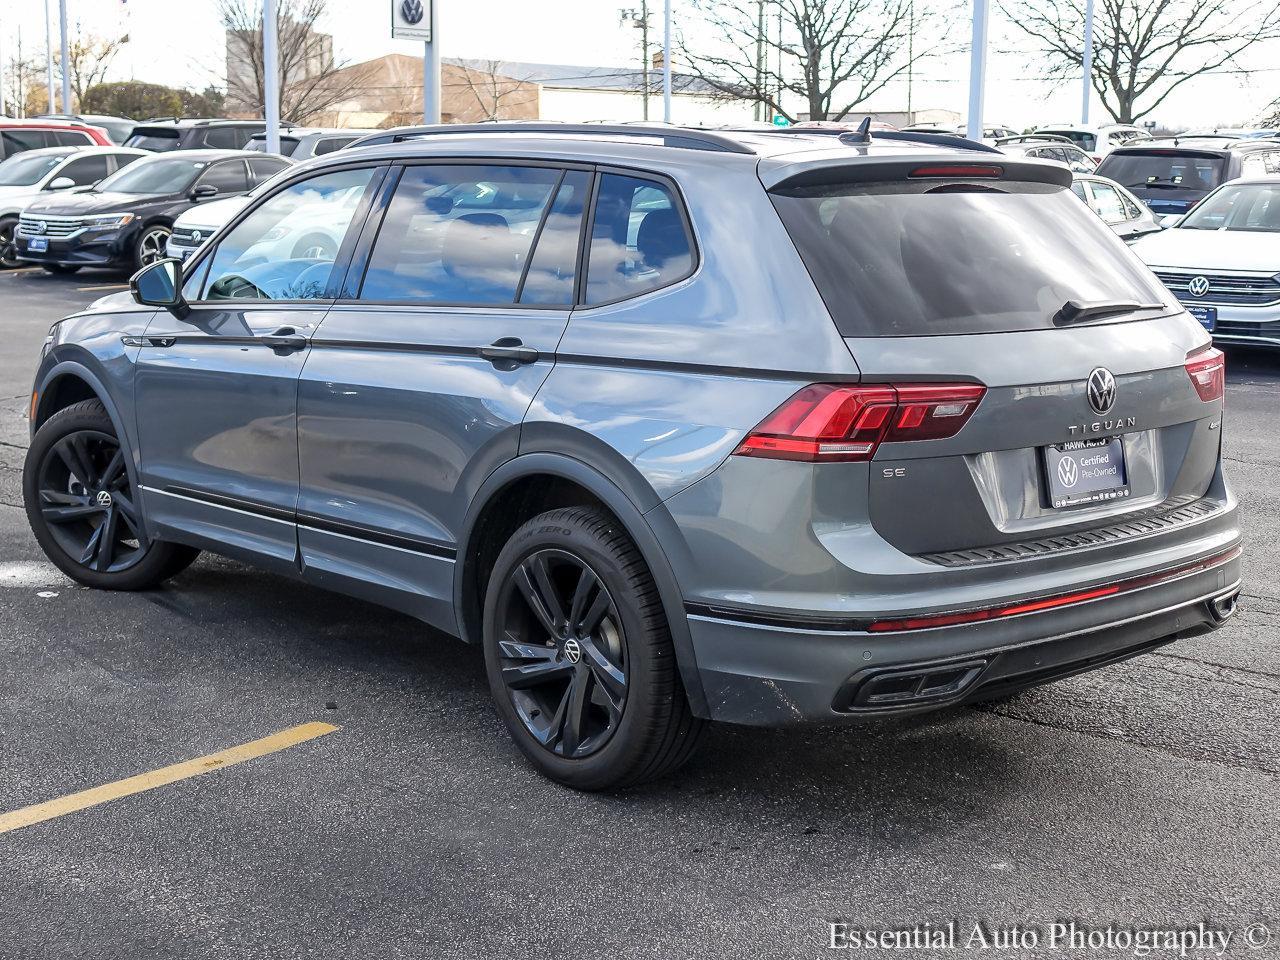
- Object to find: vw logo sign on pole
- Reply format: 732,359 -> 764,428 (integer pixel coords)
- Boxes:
1086,367 -> 1117,415
1188,276 -> 1211,298
392,0 -> 432,40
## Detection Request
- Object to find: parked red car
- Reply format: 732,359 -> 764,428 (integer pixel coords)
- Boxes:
0,120 -> 111,161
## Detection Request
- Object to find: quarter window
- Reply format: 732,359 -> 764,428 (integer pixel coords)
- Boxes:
60,154 -> 111,186
585,173 -> 694,305
1088,182 -> 1127,224
198,167 -> 377,301
359,164 -> 563,305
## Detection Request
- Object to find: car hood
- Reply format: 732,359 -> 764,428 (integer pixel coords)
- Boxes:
174,195 -> 249,231
1131,228 -> 1280,273
23,190 -> 174,216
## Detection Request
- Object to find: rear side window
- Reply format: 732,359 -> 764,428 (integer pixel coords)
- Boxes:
585,173 -> 694,305
1097,152 -> 1224,192
314,137 -> 355,156
2,130 -> 51,154
59,154 -> 111,186
359,164 -> 562,305
197,161 -> 249,194
770,180 -> 1165,337
49,130 -> 92,147
205,126 -> 248,149
249,157 -> 290,185
1087,182 -> 1127,223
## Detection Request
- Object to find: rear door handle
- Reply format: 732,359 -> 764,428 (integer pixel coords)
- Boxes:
261,326 -> 308,350
479,337 -> 540,365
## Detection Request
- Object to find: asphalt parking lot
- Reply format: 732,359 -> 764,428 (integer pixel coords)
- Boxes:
1,266 -> 1278,959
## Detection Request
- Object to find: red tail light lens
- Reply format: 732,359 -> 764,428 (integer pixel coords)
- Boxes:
734,383 -> 986,463
909,164 -> 1003,179
1185,347 -> 1225,402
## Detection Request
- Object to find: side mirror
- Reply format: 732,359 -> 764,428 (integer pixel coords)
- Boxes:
47,176 -> 76,191
190,184 -> 218,200
130,259 -> 189,319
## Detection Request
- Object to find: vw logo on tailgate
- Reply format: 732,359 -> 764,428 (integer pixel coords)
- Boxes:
1056,455 -> 1080,488
1188,276 -> 1211,298
1086,367 -> 1117,416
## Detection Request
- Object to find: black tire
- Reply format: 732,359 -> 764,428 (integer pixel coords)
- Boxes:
483,506 -> 705,790
41,263 -> 81,275
23,399 -> 199,590
0,217 -> 19,269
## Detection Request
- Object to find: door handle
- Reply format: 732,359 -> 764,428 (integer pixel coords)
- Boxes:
479,337 -> 539,365
261,326 -> 308,350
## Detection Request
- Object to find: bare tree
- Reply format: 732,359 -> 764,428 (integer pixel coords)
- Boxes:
54,35 -> 129,110
449,60 -> 538,122
220,0 -> 369,122
1001,0 -> 1280,123
677,0 -> 933,122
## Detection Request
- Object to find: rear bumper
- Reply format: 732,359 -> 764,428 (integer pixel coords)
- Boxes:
687,547 -> 1242,725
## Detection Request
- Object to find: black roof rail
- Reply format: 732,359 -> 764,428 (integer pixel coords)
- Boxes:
994,134 -> 1072,145
345,122 -> 757,155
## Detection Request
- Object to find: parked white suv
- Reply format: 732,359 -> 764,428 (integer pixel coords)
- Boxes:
1132,176 -> 1280,347
0,146 -> 146,267
1034,123 -> 1153,163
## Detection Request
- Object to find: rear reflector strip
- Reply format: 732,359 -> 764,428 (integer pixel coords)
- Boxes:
868,545 -> 1242,633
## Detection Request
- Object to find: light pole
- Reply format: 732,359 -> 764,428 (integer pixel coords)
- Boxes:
57,0 -> 70,112
423,0 -> 440,123
263,0 -> 280,153
1081,0 -> 1095,125
44,0 -> 56,113
620,5 -> 651,121
966,0 -> 989,142
662,0 -> 671,123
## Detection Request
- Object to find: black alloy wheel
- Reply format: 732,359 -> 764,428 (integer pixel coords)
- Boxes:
494,547 -> 628,759
483,507 -> 706,790
24,400 -> 199,589
0,219 -> 19,268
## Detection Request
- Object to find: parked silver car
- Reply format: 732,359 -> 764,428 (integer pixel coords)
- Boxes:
23,123 -> 1241,789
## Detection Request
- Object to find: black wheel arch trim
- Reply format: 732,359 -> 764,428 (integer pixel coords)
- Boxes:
456,451 -> 710,719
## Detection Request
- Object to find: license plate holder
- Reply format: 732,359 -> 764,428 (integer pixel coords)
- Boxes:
27,237 -> 48,253
1187,305 -> 1217,331
1043,436 -> 1130,509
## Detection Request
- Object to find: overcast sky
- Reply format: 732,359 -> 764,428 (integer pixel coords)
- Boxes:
4,0 -> 1279,129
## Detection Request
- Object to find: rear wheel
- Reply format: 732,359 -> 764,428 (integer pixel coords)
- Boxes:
40,263 -> 80,275
483,507 -> 705,790
23,400 -> 199,590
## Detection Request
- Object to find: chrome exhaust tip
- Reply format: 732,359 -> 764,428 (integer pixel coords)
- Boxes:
1209,590 -> 1240,624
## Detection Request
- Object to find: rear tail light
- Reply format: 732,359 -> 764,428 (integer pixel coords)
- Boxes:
1185,347 -> 1225,402
909,164 -> 1003,179
733,383 -> 986,463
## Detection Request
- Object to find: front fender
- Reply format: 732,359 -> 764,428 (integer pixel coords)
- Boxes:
456,451 -> 710,718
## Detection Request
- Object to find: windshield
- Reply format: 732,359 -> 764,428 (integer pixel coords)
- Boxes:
1096,153 -> 1225,192
770,181 -> 1167,337
1179,183 -> 1280,231
94,156 -> 206,194
0,151 -> 73,186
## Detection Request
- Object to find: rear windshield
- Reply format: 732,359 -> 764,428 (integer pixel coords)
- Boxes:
770,181 -> 1166,337
246,136 -> 300,156
124,128 -> 181,152
1096,152 -> 1224,193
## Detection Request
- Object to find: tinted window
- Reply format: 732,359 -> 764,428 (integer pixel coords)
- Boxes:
313,137 -> 356,156
249,157 -> 290,185
770,181 -> 1166,337
204,126 -> 246,149
2,130 -> 51,154
200,167 -> 376,301
360,164 -> 561,304
1097,152 -> 1225,192
585,174 -> 694,305
1065,147 -> 1096,173
59,154 -> 111,186
519,170 -> 590,305
1042,130 -> 1096,152
124,128 -> 181,151
49,130 -> 92,147
197,161 -> 249,195
247,135 -> 300,156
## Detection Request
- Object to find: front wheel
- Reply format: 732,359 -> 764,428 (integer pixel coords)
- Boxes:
23,399 -> 199,590
0,218 -> 19,268
133,224 -> 171,271
482,506 -> 705,790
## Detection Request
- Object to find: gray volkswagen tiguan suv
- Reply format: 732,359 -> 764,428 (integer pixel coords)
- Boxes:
23,123 -> 1242,789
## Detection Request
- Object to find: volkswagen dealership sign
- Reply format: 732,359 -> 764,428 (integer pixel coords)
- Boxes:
392,0 -> 432,40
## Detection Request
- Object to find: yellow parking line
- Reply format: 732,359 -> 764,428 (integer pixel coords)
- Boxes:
2,267 -> 42,275
0,721 -> 339,836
